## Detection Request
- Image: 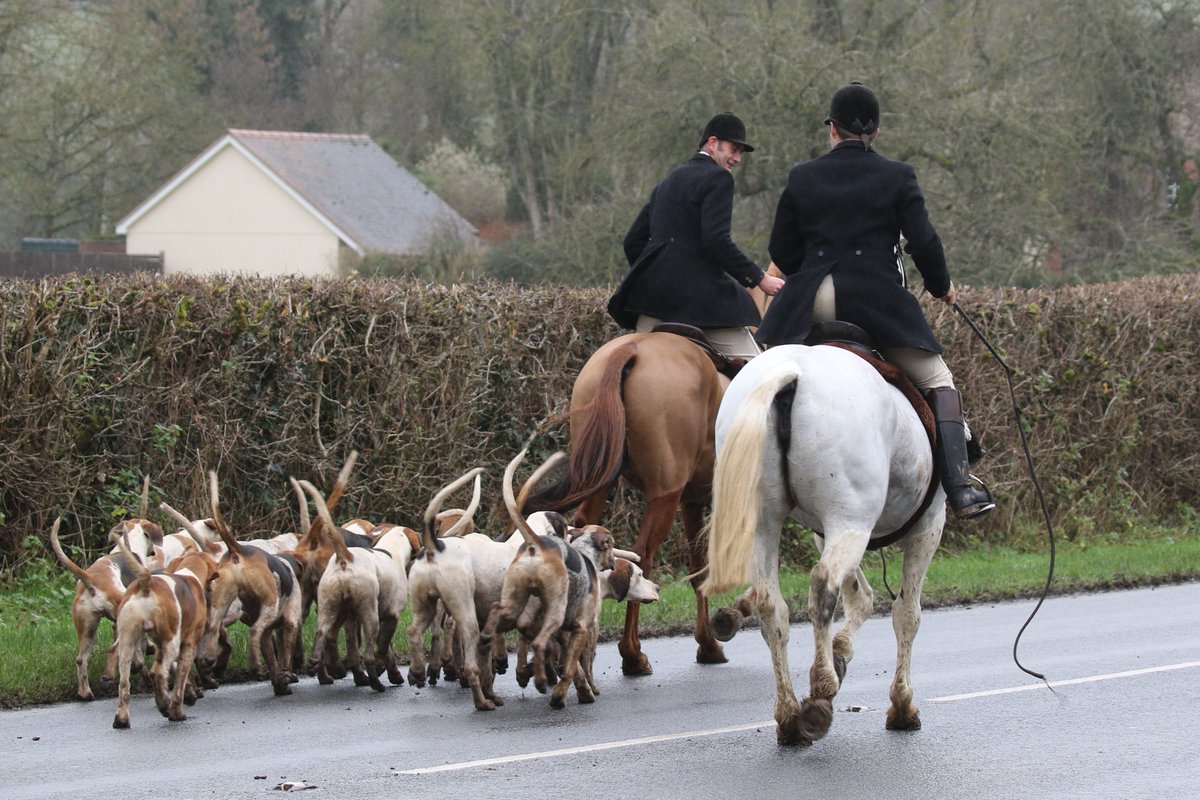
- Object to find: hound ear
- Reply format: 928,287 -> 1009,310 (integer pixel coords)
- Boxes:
607,561 -> 631,602
545,512 -> 568,538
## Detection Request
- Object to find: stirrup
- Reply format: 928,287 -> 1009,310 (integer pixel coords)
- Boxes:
949,474 -> 995,520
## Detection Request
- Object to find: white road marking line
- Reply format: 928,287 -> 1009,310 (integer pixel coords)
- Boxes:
927,660 -> 1200,703
395,660 -> 1200,775
392,721 -> 776,775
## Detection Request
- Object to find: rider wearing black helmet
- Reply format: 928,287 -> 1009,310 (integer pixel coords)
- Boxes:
609,112 -> 785,359
757,82 -> 995,520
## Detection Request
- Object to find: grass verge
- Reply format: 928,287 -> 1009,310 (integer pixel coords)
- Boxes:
3,530 -> 1198,709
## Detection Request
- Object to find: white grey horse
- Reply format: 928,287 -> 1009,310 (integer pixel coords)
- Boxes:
702,344 -> 946,747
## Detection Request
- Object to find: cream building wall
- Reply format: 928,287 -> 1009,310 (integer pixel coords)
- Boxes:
123,147 -> 342,277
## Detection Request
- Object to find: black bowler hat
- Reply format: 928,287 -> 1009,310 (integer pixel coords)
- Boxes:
824,82 -> 879,136
699,112 -> 755,152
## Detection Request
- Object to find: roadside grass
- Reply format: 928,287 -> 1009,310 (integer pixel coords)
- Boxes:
3,528 -> 1198,709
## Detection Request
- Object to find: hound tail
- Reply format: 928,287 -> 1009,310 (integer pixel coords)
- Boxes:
159,502 -> 217,553
524,342 -> 636,514
110,522 -> 153,594
296,451 -> 358,555
48,517 -> 94,588
502,448 -> 548,548
702,362 -> 802,596
207,471 -> 243,560
298,480 -> 354,567
289,476 -> 311,537
420,467 -> 484,555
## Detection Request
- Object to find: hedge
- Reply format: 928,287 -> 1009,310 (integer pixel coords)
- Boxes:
1,271 -> 1196,569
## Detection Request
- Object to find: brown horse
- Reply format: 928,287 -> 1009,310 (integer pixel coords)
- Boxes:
525,331 -> 730,675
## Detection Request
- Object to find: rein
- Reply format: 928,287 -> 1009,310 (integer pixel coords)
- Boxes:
954,303 -> 1058,685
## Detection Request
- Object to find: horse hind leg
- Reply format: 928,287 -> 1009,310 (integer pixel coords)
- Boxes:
619,490 -> 681,676
796,531 -> 870,745
831,565 -> 875,686
887,522 -> 942,731
683,500 -> 726,665
711,586 -> 756,642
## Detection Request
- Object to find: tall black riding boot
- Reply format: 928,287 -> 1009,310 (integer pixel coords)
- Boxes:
927,387 -> 996,520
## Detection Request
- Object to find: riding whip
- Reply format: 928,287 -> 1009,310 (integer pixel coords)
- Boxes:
954,302 -> 1057,684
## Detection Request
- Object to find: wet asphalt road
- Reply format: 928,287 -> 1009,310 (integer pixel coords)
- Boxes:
3,582 -> 1199,799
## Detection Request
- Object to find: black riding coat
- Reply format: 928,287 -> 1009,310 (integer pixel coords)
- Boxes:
607,152 -> 766,329
756,141 -> 951,352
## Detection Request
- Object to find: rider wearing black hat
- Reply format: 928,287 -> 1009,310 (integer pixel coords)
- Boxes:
608,112 -> 785,359
757,83 -> 995,520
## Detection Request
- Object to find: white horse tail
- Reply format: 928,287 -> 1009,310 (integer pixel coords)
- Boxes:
702,362 -> 802,596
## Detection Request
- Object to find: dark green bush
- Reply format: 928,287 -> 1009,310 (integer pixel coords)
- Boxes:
1,272 -> 1196,570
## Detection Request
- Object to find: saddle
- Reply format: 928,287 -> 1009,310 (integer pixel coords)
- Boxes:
804,321 -> 941,550
650,322 -> 747,379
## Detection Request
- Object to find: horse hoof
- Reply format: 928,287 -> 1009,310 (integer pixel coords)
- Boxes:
711,608 -> 744,642
886,705 -> 921,731
696,644 -> 728,665
775,716 -> 814,747
621,654 -> 653,676
797,697 -> 834,742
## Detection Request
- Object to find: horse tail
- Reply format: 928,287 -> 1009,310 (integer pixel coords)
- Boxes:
702,362 -> 801,595
526,342 -> 637,513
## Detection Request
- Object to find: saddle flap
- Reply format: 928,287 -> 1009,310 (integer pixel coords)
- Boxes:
649,323 -> 745,378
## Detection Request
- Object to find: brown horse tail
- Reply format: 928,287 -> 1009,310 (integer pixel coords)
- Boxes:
525,342 -> 637,514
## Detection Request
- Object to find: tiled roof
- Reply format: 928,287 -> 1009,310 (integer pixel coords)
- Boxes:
228,129 -> 476,253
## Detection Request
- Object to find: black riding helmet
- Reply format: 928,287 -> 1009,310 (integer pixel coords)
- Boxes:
698,112 -> 755,152
824,82 -> 879,136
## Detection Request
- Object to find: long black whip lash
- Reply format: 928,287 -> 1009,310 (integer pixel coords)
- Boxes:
954,303 -> 1057,686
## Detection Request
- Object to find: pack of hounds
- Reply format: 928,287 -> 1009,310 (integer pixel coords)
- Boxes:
48,449 -> 660,728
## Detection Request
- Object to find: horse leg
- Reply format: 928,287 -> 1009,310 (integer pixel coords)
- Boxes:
797,530 -> 870,745
748,519 -> 806,747
711,586 -> 757,642
620,490 -> 681,676
572,491 -> 608,528
887,522 -> 942,731
832,565 -> 875,686
683,500 -> 726,665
